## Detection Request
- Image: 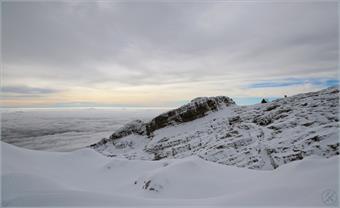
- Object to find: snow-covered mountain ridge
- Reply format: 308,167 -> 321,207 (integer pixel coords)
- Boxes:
90,87 -> 339,170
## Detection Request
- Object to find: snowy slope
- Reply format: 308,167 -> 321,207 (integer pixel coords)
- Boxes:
91,87 -> 339,170
1,141 -> 339,206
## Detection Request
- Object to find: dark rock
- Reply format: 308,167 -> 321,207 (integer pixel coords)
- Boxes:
265,104 -> 280,111
146,96 -> 235,135
143,180 -> 151,189
228,116 -> 241,125
110,120 -> 147,140
302,122 -> 314,127
261,99 -> 268,103
253,116 -> 272,126
90,96 -> 235,148
216,145 -> 225,149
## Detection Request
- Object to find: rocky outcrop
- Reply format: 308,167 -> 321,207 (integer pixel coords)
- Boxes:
89,120 -> 147,149
146,96 -> 235,135
90,96 -> 235,148
90,87 -> 339,170
110,120 -> 147,140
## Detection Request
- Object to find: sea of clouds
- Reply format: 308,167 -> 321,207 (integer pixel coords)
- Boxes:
1,107 -> 167,151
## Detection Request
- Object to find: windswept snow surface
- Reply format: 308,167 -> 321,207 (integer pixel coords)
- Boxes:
1,142 -> 339,207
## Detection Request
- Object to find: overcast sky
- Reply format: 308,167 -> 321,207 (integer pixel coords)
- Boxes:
2,1 -> 338,107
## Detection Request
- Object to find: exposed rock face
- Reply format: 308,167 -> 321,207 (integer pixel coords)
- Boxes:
89,120 -> 147,149
91,96 -> 235,149
146,96 -> 235,135
110,120 -> 147,139
90,87 -> 339,170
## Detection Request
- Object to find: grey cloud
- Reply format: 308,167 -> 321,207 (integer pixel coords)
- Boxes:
2,2 -> 338,93
2,86 -> 60,94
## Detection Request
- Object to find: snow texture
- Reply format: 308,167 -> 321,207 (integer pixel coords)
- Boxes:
1,141 -> 338,206
91,87 -> 339,170
2,87 -> 339,206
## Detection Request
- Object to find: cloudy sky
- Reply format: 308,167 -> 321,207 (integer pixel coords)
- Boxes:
2,1 -> 338,107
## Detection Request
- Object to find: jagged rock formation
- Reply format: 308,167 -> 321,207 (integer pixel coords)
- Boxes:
90,87 -> 339,170
90,120 -> 147,148
146,96 -> 235,135
90,96 -> 235,148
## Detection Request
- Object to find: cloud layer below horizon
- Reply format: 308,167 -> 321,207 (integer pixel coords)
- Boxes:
2,2 -> 338,107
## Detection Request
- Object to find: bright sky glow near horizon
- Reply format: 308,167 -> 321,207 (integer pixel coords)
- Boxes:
2,1 -> 339,108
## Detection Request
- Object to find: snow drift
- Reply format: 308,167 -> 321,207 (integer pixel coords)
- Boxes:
1,142 -> 339,206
